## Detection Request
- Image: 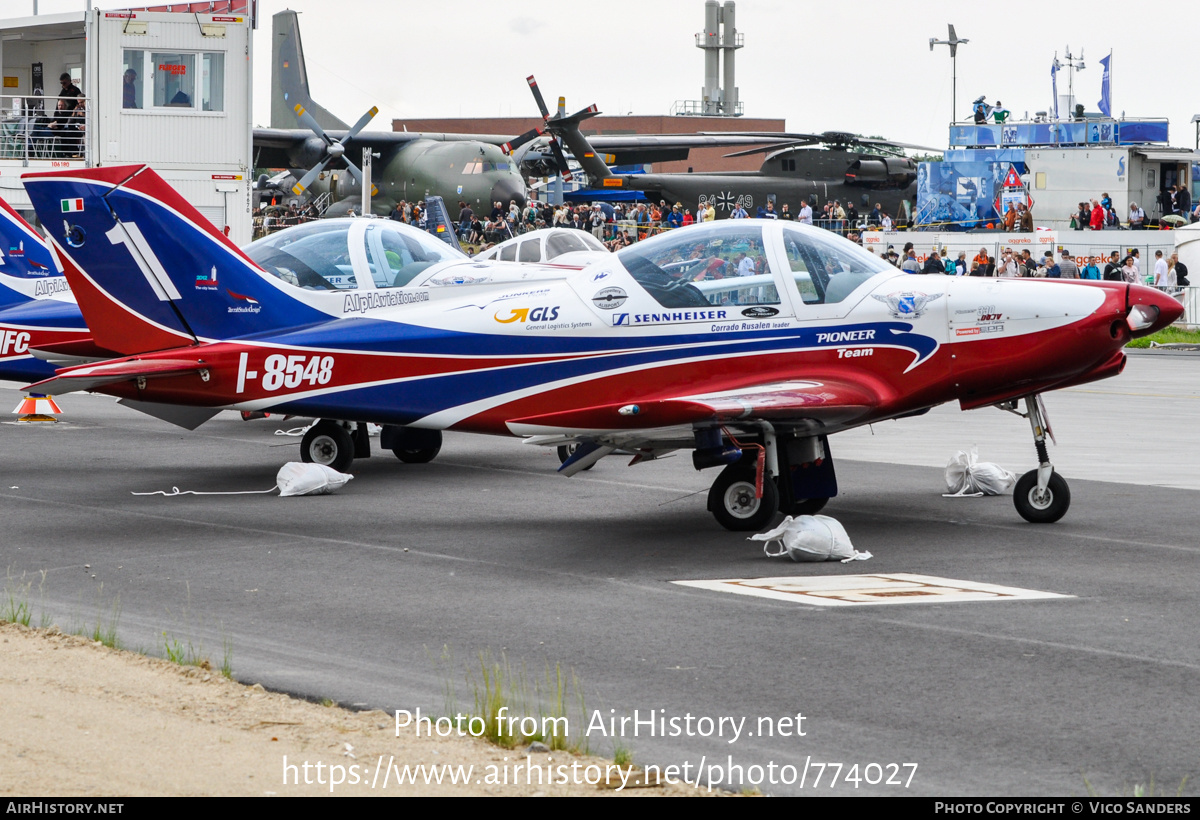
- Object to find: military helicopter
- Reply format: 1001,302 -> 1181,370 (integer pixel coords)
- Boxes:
505,77 -> 938,221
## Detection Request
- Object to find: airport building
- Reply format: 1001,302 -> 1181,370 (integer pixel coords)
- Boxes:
0,1 -> 255,244
918,118 -> 1199,232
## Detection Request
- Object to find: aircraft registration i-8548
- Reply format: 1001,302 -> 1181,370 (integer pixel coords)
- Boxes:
21,166 -> 1182,530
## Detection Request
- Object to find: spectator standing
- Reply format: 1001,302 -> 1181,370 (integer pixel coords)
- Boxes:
1178,185 -> 1192,220
590,205 -> 606,241
1171,253 -> 1189,285
921,250 -> 945,274
1080,256 -> 1101,280
1058,251 -> 1079,279
1121,256 -> 1139,284
1102,251 -> 1122,280
1153,250 -> 1169,286
1018,204 -> 1034,232
1003,202 -> 1018,232
1089,200 -> 1105,230
1129,202 -> 1146,230
799,201 -> 813,225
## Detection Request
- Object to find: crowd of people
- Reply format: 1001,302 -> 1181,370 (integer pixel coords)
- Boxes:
1071,189 -> 1199,231
885,241 -> 1188,290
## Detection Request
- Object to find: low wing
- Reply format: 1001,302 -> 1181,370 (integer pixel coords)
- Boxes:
507,377 -> 882,439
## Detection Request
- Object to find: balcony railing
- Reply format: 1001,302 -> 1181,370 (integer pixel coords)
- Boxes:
0,93 -> 89,165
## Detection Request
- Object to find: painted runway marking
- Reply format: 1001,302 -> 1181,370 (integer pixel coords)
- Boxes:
673,573 -> 1072,607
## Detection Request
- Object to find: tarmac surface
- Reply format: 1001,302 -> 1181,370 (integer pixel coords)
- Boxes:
1,351 -> 1197,796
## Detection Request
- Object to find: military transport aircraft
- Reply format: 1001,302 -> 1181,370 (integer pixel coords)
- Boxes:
21,165 -> 1182,530
253,12 -> 793,220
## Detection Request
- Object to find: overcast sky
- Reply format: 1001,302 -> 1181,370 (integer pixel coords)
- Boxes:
30,0 -> 1200,151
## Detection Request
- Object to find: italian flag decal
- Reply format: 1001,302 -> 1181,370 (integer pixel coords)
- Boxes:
60,198 -> 84,213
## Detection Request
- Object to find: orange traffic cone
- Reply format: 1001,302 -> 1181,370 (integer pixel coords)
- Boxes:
13,394 -> 61,423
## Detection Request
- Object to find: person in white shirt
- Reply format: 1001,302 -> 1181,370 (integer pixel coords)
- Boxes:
1129,202 -> 1146,230
798,202 -> 813,225
1153,250 -> 1171,288
880,213 -> 892,230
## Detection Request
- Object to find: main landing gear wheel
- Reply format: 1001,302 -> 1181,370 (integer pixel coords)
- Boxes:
392,429 -> 442,464
784,497 -> 829,516
301,420 -> 354,473
708,464 -> 780,532
1013,470 -> 1070,523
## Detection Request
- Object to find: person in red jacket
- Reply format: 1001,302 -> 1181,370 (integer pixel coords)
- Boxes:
1089,199 -> 1106,230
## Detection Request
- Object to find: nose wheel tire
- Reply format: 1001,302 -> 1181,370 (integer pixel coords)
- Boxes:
709,465 -> 780,531
1013,469 -> 1070,523
301,421 -> 355,473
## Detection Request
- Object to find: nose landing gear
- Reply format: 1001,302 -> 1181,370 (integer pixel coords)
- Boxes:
1005,395 -> 1071,523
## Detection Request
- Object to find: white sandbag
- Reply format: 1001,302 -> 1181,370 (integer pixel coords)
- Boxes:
275,462 -> 353,497
944,446 -> 1016,497
750,515 -> 872,563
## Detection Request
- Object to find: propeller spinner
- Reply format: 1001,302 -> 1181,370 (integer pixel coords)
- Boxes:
291,104 -> 379,197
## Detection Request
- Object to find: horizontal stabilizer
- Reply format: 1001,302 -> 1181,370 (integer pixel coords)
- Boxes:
27,338 -> 111,365
24,357 -> 207,395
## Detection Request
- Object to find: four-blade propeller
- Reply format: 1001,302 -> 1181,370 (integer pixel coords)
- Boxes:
291,104 -> 379,197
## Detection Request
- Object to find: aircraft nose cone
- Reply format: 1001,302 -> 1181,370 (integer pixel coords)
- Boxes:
1126,283 -> 1185,337
490,179 -> 526,210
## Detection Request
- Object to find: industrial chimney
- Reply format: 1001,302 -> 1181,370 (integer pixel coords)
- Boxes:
675,0 -> 744,117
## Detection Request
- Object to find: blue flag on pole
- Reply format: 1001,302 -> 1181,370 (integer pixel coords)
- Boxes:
1098,53 -> 1112,117
1051,59 -> 1059,119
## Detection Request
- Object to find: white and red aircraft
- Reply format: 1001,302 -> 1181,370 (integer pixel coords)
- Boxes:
20,166 -> 1182,529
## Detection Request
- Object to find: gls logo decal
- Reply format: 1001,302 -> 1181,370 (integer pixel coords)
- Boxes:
494,306 -> 560,323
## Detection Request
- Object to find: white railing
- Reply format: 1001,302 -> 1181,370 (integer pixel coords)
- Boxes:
0,93 -> 89,165
1177,286 -> 1200,328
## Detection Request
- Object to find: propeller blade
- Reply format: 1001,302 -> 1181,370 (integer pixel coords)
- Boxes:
548,137 -> 573,181
527,75 -> 551,121
502,126 -> 544,155
340,159 -> 364,187
294,104 -> 334,147
292,156 -> 331,195
341,106 -> 379,143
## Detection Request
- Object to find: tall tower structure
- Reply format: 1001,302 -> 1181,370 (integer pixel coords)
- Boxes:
677,0 -> 743,117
